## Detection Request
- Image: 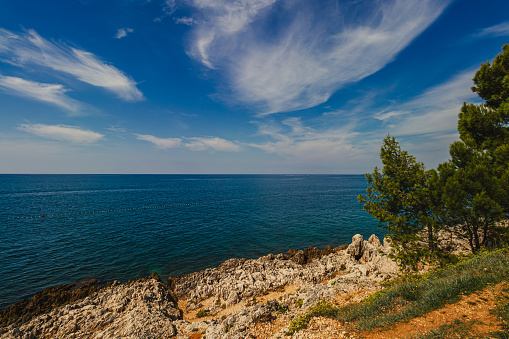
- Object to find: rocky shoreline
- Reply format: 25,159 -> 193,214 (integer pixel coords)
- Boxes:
0,234 -> 399,338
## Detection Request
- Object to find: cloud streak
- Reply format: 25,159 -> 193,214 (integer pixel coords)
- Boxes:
135,134 -> 182,149
377,69 -> 479,137
249,117 -> 361,164
0,75 -> 82,113
472,21 -> 509,39
186,0 -> 451,114
0,28 -> 144,102
135,133 -> 240,152
114,28 -> 134,39
18,123 -> 104,144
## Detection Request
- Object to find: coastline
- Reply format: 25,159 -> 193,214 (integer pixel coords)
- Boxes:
0,234 -> 398,338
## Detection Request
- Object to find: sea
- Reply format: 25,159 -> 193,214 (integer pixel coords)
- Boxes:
0,174 -> 382,309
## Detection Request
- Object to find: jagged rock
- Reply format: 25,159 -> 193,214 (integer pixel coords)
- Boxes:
347,234 -> 364,260
368,234 -> 383,249
290,250 -> 306,265
1,274 -> 182,339
1,238 -> 401,339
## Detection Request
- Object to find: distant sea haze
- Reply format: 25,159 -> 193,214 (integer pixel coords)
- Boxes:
0,174 -> 381,309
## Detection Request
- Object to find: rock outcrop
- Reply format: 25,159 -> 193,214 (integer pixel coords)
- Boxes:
0,273 -> 182,339
1,234 -> 399,339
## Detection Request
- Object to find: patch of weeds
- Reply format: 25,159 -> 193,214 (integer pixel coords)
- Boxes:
411,319 -> 480,339
331,280 -> 336,286
286,313 -> 310,335
294,298 -> 303,308
491,285 -> 509,338
292,249 -> 509,334
277,303 -> 289,314
225,324 -> 233,333
196,309 -> 209,318
285,300 -> 337,335
340,264 -> 347,271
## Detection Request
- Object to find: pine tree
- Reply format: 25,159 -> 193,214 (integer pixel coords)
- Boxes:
358,135 -> 438,270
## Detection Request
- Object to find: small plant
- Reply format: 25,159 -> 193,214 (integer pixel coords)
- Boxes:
286,300 -> 336,335
225,324 -> 233,333
196,309 -> 209,318
286,313 -> 310,335
294,298 -> 303,308
277,303 -> 289,314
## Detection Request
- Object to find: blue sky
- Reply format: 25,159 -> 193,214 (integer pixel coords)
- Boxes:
0,0 -> 508,174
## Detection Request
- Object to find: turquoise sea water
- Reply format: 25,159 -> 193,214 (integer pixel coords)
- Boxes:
0,174 -> 381,309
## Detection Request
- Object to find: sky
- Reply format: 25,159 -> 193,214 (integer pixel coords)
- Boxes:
0,0 -> 508,174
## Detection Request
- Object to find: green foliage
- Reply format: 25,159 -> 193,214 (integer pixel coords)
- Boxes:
333,249 -> 509,331
285,300 -> 337,335
492,285 -> 509,338
471,44 -> 509,110
433,44 -> 509,252
294,298 -> 303,308
411,319 -> 481,339
360,44 -> 509,263
196,308 -> 209,318
358,135 -> 440,270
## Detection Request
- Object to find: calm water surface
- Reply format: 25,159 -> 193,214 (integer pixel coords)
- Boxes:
0,174 -> 381,309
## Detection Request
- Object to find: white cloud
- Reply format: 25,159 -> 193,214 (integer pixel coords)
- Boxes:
18,123 -> 104,144
135,134 -> 182,149
472,21 -> 509,38
135,133 -> 240,152
186,0 -> 451,114
383,69 -> 479,136
114,28 -> 134,39
185,136 -> 240,151
163,0 -> 178,14
373,110 -> 409,121
0,28 -> 144,102
175,17 -> 197,26
249,117 -> 361,163
0,75 -> 82,113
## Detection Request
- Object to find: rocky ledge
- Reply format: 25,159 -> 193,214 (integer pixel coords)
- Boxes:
0,234 -> 399,339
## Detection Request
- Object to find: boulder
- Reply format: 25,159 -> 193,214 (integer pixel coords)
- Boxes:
368,234 -> 383,249
347,234 -> 364,260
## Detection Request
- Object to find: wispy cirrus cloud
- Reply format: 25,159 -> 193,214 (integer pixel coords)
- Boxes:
135,133 -> 240,152
472,21 -> 509,39
0,28 -> 144,102
249,117 -> 361,164
185,136 -> 240,151
186,0 -> 451,114
135,134 -> 182,149
375,69 -> 479,136
18,123 -> 104,144
114,28 -> 134,39
0,75 -> 82,113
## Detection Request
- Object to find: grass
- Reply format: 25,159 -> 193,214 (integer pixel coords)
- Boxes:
491,285 -> 509,339
286,248 -> 509,335
410,319 -> 482,339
